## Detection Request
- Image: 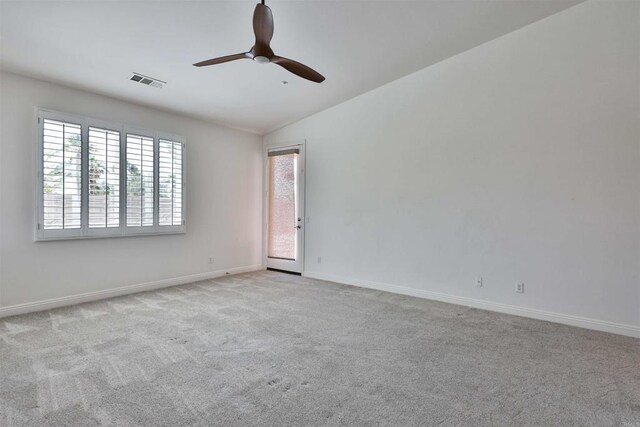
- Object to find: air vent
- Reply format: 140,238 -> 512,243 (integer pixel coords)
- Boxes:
129,73 -> 166,88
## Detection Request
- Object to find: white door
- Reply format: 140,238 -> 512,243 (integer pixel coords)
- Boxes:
266,145 -> 304,274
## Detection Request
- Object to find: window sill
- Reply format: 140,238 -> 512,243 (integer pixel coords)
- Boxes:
34,228 -> 186,242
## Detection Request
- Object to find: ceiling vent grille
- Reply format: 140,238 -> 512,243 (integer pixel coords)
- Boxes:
129,73 -> 165,88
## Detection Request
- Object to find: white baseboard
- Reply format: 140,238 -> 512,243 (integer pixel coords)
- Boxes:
304,271 -> 640,339
0,264 -> 264,318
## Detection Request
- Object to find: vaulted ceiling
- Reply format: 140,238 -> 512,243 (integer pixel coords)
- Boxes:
0,0 -> 582,134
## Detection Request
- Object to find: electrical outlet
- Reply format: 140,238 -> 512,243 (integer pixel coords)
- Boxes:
317,256 -> 322,264
516,282 -> 525,293
476,277 -> 483,287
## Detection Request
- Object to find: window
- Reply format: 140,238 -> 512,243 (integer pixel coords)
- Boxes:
88,126 -> 120,229
159,139 -> 183,226
42,119 -> 82,233
36,109 -> 186,240
125,133 -> 155,228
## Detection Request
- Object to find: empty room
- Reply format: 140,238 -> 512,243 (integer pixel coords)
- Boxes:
0,0 -> 638,425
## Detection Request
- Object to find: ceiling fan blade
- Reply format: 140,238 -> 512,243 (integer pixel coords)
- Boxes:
193,52 -> 252,67
271,56 -> 325,83
253,3 -> 274,47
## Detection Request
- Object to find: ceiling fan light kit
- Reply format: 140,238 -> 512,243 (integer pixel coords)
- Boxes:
194,0 -> 325,83
253,55 -> 270,64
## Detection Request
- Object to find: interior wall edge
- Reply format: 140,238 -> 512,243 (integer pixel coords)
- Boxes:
0,69 -> 262,136
0,265 -> 265,319
304,271 -> 640,339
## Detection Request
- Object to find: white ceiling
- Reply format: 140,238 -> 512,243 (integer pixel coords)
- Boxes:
0,0 -> 582,134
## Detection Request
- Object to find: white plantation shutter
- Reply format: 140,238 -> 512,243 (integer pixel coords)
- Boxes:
158,139 -> 184,226
88,127 -> 120,228
36,110 -> 186,240
126,133 -> 155,228
42,118 -> 82,230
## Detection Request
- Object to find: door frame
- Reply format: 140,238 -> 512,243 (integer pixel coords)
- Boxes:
263,140 -> 306,274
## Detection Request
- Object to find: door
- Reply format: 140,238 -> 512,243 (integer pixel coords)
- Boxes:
266,145 -> 304,274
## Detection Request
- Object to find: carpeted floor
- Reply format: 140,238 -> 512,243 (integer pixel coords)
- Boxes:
1,271 -> 638,426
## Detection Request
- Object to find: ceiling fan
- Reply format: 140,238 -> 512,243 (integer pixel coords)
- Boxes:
193,0 -> 325,83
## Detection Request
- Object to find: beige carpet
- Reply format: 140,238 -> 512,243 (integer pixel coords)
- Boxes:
1,270 -> 639,426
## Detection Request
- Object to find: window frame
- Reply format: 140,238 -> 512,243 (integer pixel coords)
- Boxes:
86,118 -> 125,237
35,108 -> 186,241
156,132 -> 186,234
123,126 -> 158,235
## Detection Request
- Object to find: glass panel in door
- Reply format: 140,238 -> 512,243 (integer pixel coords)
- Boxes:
267,146 -> 303,273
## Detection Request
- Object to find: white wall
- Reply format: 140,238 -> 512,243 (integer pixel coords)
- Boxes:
265,1 -> 640,335
0,72 -> 263,311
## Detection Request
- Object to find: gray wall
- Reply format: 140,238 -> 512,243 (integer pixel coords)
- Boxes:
264,1 -> 640,334
0,72 -> 263,309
